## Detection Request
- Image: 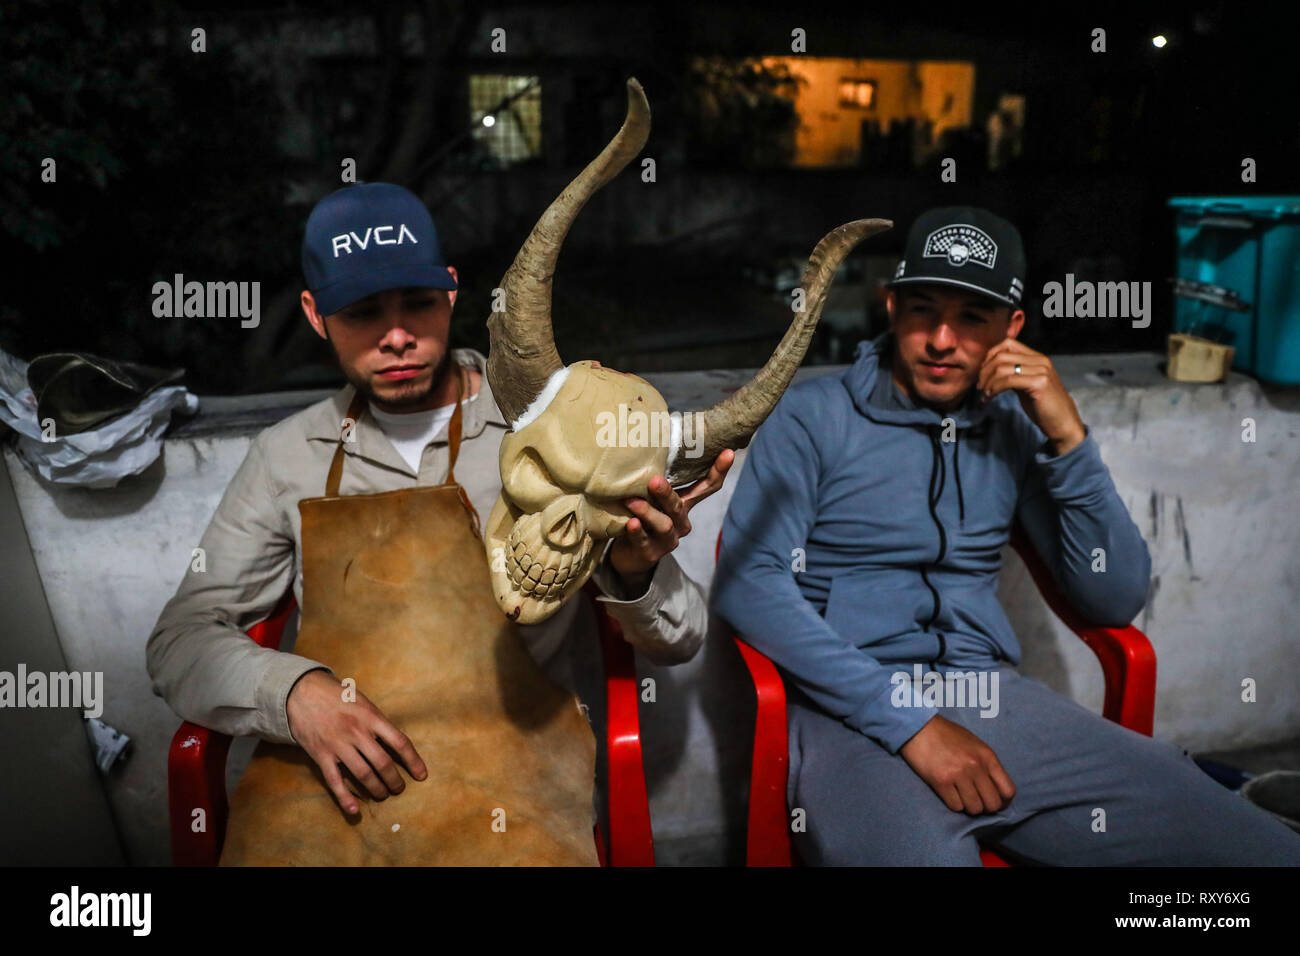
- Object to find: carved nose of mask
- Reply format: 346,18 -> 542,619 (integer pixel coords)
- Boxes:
541,494 -> 586,549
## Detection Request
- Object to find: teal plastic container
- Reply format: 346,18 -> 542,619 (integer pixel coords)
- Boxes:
1169,196 -> 1300,384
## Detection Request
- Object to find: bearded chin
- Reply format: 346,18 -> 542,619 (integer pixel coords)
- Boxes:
326,332 -> 451,408
360,369 -> 437,408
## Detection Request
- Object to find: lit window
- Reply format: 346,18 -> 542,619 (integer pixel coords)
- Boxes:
838,78 -> 876,109
469,75 -> 541,167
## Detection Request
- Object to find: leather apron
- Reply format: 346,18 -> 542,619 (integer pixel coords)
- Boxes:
219,366 -> 599,866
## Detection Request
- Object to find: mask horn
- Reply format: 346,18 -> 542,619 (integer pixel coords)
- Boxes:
665,217 -> 892,486
487,78 -> 651,424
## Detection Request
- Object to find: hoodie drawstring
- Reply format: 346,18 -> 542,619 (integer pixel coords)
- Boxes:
925,427 -> 948,562
922,428 -> 946,662
953,433 -> 965,524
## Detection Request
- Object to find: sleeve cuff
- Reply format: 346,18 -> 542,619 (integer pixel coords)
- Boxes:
1033,425 -> 1110,500
255,654 -> 333,745
848,681 -> 940,754
591,551 -> 704,664
590,539 -> 655,606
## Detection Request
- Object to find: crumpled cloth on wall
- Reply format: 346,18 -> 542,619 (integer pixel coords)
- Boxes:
0,347 -> 198,489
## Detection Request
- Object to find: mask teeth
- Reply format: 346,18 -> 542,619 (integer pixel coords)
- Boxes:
505,519 -> 591,601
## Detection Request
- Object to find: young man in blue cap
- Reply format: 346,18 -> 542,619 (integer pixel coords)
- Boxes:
148,182 -> 730,823
712,206 -> 1300,864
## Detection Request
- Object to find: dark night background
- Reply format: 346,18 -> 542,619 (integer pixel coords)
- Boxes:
5,0 -> 1296,395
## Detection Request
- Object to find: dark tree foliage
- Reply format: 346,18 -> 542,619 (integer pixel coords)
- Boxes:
2,0 -> 295,392
684,56 -> 803,169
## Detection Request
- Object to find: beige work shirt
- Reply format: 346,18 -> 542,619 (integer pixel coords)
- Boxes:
146,348 -> 706,745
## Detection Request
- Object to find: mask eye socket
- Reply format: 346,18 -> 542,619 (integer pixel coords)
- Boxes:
505,448 -> 565,510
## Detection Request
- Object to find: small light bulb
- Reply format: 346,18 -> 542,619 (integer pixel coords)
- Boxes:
1152,35 -> 1168,48
482,115 -> 496,128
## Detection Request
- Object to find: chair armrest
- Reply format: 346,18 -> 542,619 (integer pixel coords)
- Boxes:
168,721 -> 232,866
733,636 -> 794,866
587,585 -> 655,866
247,589 -> 297,651
717,529 -> 794,864
167,587 -> 296,866
1008,521 -> 1156,735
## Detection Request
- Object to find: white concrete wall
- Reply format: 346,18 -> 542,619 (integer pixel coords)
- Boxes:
6,356 -> 1297,864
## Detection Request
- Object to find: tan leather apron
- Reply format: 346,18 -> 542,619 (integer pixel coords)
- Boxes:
219,366 -> 599,866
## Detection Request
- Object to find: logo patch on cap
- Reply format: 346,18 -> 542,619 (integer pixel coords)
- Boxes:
922,224 -> 998,269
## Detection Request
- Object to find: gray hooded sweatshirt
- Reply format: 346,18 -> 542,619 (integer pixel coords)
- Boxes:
711,330 -> 1151,753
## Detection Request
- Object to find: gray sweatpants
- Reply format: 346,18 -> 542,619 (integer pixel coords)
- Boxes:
787,666 -> 1300,865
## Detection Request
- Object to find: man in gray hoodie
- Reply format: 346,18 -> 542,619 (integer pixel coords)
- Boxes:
712,206 -> 1300,865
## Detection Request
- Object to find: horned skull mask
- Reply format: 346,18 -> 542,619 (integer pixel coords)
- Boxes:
484,78 -> 891,623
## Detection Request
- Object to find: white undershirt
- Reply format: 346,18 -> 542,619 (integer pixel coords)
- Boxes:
367,392 -> 478,474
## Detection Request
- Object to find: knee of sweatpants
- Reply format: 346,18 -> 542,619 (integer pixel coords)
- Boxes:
797,823 -> 981,866
1138,732 -> 1208,776
794,799 -> 983,866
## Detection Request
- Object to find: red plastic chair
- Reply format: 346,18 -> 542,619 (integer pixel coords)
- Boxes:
168,583 -> 655,866
719,521 -> 1158,867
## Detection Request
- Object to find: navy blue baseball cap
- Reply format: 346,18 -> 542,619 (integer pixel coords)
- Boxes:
301,182 -> 458,316
886,206 -> 1026,307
